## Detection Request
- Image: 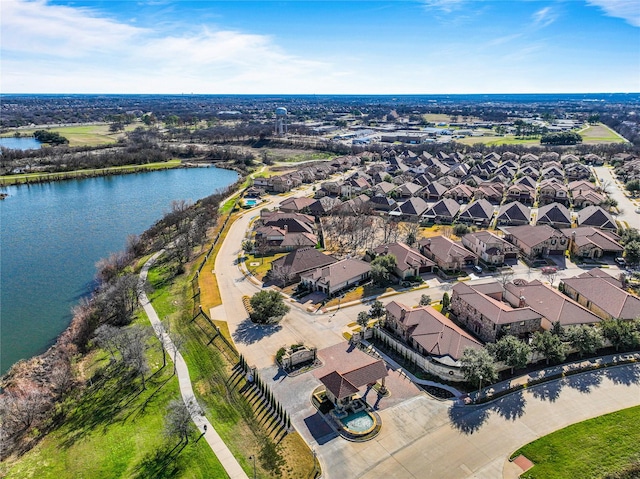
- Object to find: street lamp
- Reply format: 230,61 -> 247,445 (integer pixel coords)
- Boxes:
477,374 -> 483,403
249,455 -> 256,479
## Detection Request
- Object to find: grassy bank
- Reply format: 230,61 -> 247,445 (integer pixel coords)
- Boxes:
0,160 -> 182,186
512,405 -> 640,479
0,324 -> 225,479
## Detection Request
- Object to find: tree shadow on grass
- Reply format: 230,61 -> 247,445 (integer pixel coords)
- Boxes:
132,442 -> 186,479
232,318 -> 282,345
564,370 -> 603,394
530,379 -> 564,403
491,390 -> 526,421
448,406 -> 490,435
604,364 -> 640,386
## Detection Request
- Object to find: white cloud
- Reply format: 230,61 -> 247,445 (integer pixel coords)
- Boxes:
532,6 -> 557,28
586,0 -> 640,27
0,0 -> 340,93
422,0 -> 464,13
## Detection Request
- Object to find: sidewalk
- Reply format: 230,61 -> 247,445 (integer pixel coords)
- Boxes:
139,251 -> 249,479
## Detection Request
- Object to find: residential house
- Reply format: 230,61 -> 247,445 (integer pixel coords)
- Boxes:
474,183 -> 504,203
462,231 -> 518,265
422,198 -> 461,224
372,181 -> 396,196
571,184 -> 606,209
279,196 -> 316,213
496,201 -> 531,226
457,198 -> 495,226
269,247 -> 338,285
576,205 -> 617,231
518,165 -> 540,178
538,178 -> 569,206
421,182 -> 448,201
391,197 -> 429,221
308,196 -> 342,216
504,280 -> 602,328
561,227 -> 623,259
536,202 -> 572,228
418,236 -> 478,272
450,282 -> 542,342
541,163 -> 564,179
501,224 -> 568,258
444,183 -> 475,203
506,183 -> 535,205
341,176 -> 371,196
321,180 -> 342,196
437,175 -> 460,188
395,182 -> 423,198
300,258 -> 372,296
373,242 -> 435,279
583,154 -> 604,166
564,162 -> 591,181
560,273 -> 640,321
514,175 -> 538,189
385,301 -> 482,365
367,195 -> 397,212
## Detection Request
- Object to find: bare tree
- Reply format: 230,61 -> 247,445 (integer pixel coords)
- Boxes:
497,270 -> 514,290
121,326 -> 151,389
164,398 -> 193,444
541,269 -> 558,287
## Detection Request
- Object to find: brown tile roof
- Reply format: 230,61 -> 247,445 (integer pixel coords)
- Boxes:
319,371 -> 359,401
497,201 -> 531,224
303,258 -> 371,285
386,301 -> 482,360
279,196 -> 316,211
419,236 -> 477,264
271,248 -> 338,275
505,280 -> 601,326
342,361 -> 388,388
560,277 -> 640,320
536,203 -> 572,227
373,242 -> 434,274
502,224 -> 566,248
561,227 -> 623,252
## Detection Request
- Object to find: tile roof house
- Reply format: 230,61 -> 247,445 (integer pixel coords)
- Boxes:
501,224 -> 568,258
496,201 -> 531,226
391,197 -> 429,220
269,247 -> 338,285
504,280 -> 602,328
279,196 -> 316,213
444,183 -> 475,203
308,196 -> 342,216
462,230 -> 519,265
421,182 -> 448,201
367,194 -> 397,212
536,202 -> 572,229
560,274 -> 640,321
422,198 -> 461,224
372,181 -> 396,196
576,205 -> 617,231
457,198 -> 495,226
514,175 -> 538,189
418,236 -> 478,272
474,183 -> 504,203
450,282 -> 542,342
373,242 -> 435,279
385,300 -> 482,364
395,182 -> 423,198
564,162 -> 591,181
561,227 -> 623,259
538,178 -> 569,206
506,183 -> 535,205
300,258 -> 372,296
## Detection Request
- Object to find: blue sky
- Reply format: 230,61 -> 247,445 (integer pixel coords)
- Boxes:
2,0 -> 639,94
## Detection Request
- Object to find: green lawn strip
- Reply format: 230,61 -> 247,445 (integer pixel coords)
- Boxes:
0,160 -> 181,186
1,335 -> 224,479
2,124 -> 131,146
513,405 -> 640,479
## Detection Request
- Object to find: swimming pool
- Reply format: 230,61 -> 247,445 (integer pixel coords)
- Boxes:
340,410 -> 375,434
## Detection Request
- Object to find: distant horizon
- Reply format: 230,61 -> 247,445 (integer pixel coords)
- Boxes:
2,92 -> 639,97
2,1 -> 638,94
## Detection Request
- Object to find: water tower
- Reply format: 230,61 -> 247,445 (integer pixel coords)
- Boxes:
275,107 -> 288,136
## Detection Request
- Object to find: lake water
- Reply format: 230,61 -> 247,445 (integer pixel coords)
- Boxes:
0,166 -> 238,373
0,137 -> 42,150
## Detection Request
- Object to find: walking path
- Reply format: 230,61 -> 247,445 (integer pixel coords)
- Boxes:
138,251 -> 249,479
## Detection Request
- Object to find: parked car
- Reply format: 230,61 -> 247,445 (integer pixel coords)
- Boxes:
615,257 -> 626,266
541,266 -> 558,274
472,265 -> 483,274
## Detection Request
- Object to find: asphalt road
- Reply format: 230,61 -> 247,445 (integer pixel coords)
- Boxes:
593,166 -> 640,229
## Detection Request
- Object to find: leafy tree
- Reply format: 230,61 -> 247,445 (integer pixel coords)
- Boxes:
624,240 -> 640,265
488,335 -> 531,374
532,330 -> 567,365
540,131 -> 582,145
419,294 -> 432,306
249,290 -> 290,324
460,347 -> 497,388
33,129 -> 68,145
368,300 -> 385,320
356,311 -> 370,330
441,292 -> 450,313
371,254 -> 396,286
601,319 -> 640,352
566,325 -> 604,357
452,224 -> 470,236
625,179 -> 640,193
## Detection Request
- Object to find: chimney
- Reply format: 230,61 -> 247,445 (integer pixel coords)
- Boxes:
519,296 -> 526,308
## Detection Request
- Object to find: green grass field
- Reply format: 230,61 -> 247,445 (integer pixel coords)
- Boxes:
0,328 -> 225,479
578,123 -> 627,143
0,160 -> 182,186
1,123 -> 137,147
513,405 -> 640,479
